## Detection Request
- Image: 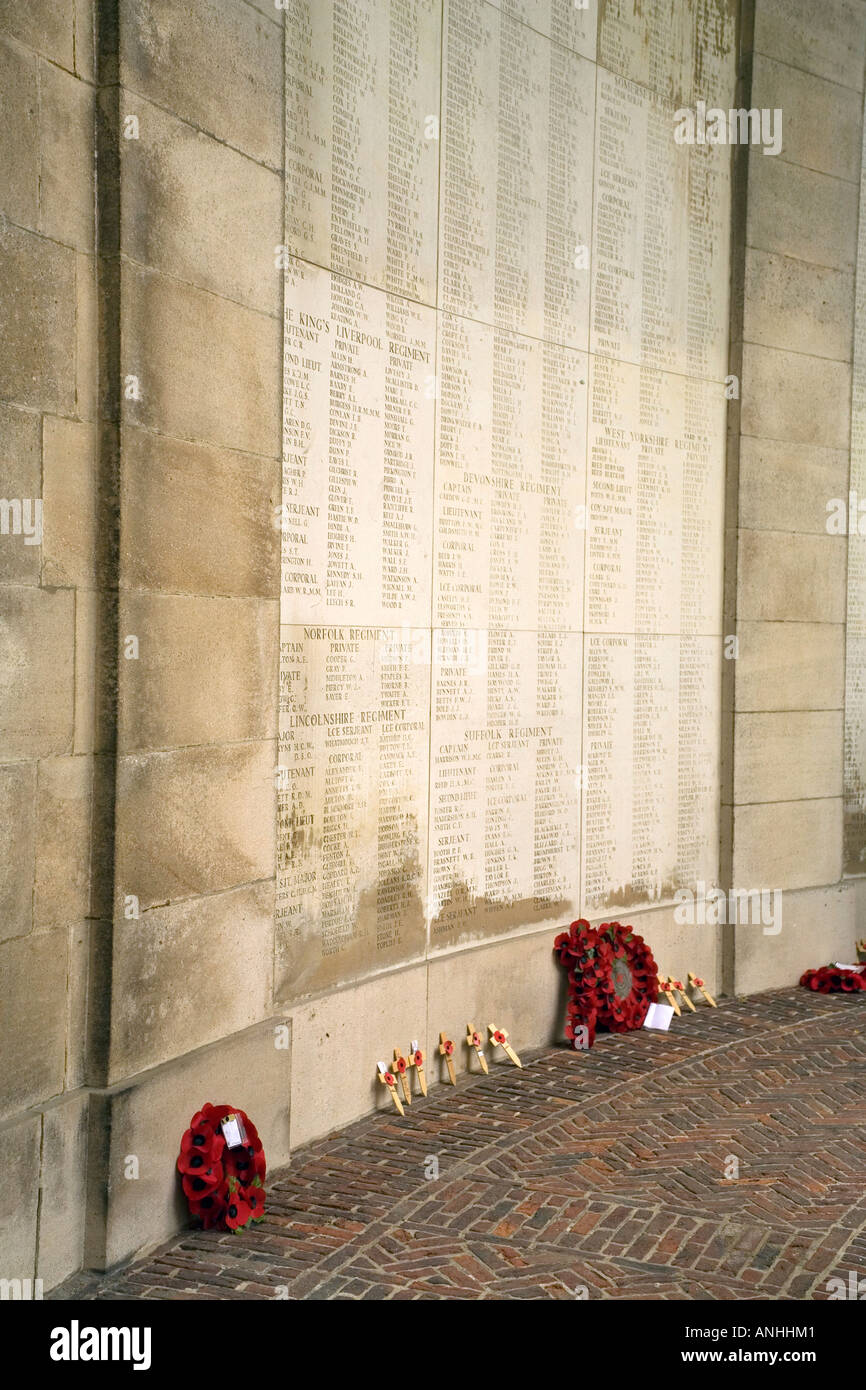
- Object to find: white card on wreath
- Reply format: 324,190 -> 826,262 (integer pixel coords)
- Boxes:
643,1002 -> 675,1031
221,1115 -> 244,1148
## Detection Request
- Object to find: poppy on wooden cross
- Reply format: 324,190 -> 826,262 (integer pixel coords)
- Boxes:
392,1048 -> 412,1105
688,971 -> 717,1007
659,975 -> 681,1016
408,1040 -> 427,1097
488,1023 -> 522,1068
439,1032 -> 457,1086
466,1023 -> 488,1074
671,977 -> 696,1012
377,1061 -> 404,1116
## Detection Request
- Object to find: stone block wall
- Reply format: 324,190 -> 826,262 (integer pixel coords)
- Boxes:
0,0 -> 97,1291
0,0 -> 292,1288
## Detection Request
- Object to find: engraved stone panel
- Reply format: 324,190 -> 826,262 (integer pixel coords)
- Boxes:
429,628 -> 581,946
279,0 -> 736,1000
285,0 -> 441,301
439,0 -> 594,345
433,315 -> 587,631
598,0 -> 696,108
492,0 -> 596,61
276,624 -> 429,997
591,70 -> 690,373
581,633 -> 720,910
281,256 -> 435,627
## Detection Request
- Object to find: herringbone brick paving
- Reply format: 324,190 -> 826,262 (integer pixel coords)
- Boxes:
52,988 -> 866,1300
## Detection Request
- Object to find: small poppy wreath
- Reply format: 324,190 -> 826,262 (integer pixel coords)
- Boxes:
554,919 -> 658,1048
177,1103 -> 266,1233
799,964 -> 866,995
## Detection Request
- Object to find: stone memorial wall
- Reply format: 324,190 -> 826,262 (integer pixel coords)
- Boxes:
277,0 -> 737,1003
7,0 -> 866,1290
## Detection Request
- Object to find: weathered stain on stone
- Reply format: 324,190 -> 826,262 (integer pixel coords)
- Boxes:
275,848 -> 427,1004
429,877 -> 573,948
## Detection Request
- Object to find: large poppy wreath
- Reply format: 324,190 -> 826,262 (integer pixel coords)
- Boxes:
177,1103 -> 266,1233
554,919 -> 659,1047
800,964 -> 866,995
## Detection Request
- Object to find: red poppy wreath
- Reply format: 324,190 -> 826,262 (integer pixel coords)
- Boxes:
799,964 -> 866,994
177,1103 -> 266,1233
554,918 -> 659,1047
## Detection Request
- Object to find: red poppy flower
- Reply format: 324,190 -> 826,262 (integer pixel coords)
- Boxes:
225,1189 -> 252,1232
192,1102 -> 234,1129
554,920 -> 593,964
493,1031 -> 505,1045
177,1139 -> 222,1177
182,1119 -> 217,1147
181,1164 -> 222,1201
413,1050 -> 423,1065
244,1182 -> 266,1223
180,1123 -> 225,1166
225,1142 -> 260,1184
443,1039 -> 454,1056
471,1032 -> 482,1048
395,1056 -> 407,1074
189,1104 -> 219,1130
189,1189 -> 227,1230
566,1005 -> 597,1049
693,977 -> 704,988
383,1071 -> 396,1086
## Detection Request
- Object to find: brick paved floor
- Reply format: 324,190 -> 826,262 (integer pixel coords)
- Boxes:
52,988 -> 866,1300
